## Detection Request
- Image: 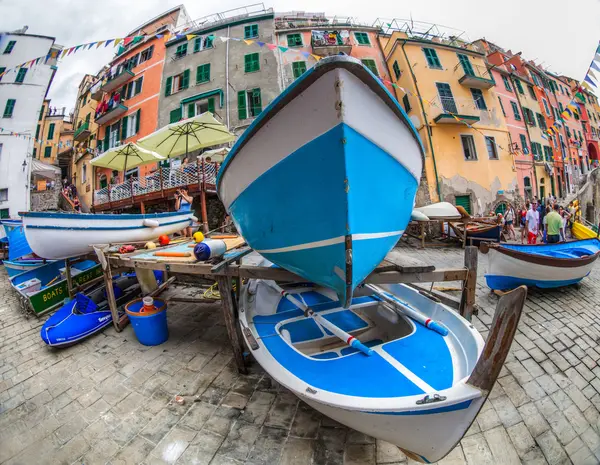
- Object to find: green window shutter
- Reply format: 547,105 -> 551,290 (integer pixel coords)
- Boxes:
85,113 -> 90,123
196,64 -> 210,83
287,34 -> 302,47
245,53 -> 260,73
48,123 -> 55,140
511,102 -> 521,120
355,32 -> 370,45
454,195 -> 471,215
135,109 -> 141,133
498,97 -> 506,116
188,103 -> 195,118
519,134 -> 528,154
39,105 -> 44,120
515,80 -> 523,94
121,115 -> 128,140
402,95 -> 411,113
16,68 -> 27,83
135,77 -> 142,94
194,37 -> 202,53
33,148 -> 37,158
4,41 -> 16,54
252,89 -> 262,115
182,69 -> 190,89
423,48 -> 441,69
165,76 -> 172,97
244,25 -> 258,39
392,61 -> 401,80
207,97 -> 215,114
103,129 -> 110,151
0,67 -> 5,81
35,124 -> 40,139
237,91 -> 247,120
3,99 -> 15,118
169,107 -> 181,123
292,61 -> 307,79
361,60 -> 378,76
44,146 -> 52,158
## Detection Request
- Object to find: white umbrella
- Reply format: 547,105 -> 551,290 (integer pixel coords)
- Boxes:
90,142 -> 165,173
137,112 -> 235,159
200,147 -> 230,163
30,158 -> 61,179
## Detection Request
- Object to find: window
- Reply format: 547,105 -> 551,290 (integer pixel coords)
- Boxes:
191,98 -> 215,117
15,68 -> 27,83
436,83 -> 457,113
498,97 -> 506,116
124,78 -> 142,99
531,74 -> 540,86
471,88 -> 487,110
244,53 -> 260,73
559,134 -> 566,157
47,123 -> 55,140
287,33 -> 303,48
194,36 -> 214,53
39,105 -> 44,121
502,76 -> 513,92
134,76 -> 143,95
121,109 -> 140,139
0,189 -> 7,201
44,146 -> 52,158
244,24 -> 259,39
558,102 -> 564,113
536,113 -> 547,130
457,54 -> 474,76
510,101 -> 521,121
0,67 -> 5,81
139,45 -> 154,63
354,32 -> 370,45
423,48 -> 442,69
3,99 -> 15,118
238,88 -> 262,120
519,134 -> 529,154
566,126 -> 571,138
531,142 -> 542,160
485,136 -> 498,160
196,64 -> 210,84
109,121 -> 120,149
461,135 -> 477,160
543,146 -> 553,161
527,85 -> 537,100
542,98 -> 551,116
169,108 -> 182,123
0,209 -> 8,218
82,164 -> 87,183
402,95 -> 411,113
523,108 -> 536,126
165,70 -> 190,96
35,124 -> 40,139
292,61 -> 307,79
361,59 -> 378,76
3,41 -> 16,54
175,43 -> 188,59
455,195 -> 471,215
514,79 -> 524,95
392,61 -> 401,80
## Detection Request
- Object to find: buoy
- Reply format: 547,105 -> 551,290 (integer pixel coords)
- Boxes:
193,231 -> 205,243
193,239 -> 227,261
158,235 -> 170,246
145,241 -> 157,249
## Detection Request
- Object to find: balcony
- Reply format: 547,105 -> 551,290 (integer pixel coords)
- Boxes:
74,121 -> 91,142
99,69 -> 135,94
95,103 -> 128,125
90,81 -> 103,101
457,64 -> 495,90
311,31 -> 352,56
429,96 -> 481,125
94,161 -> 218,210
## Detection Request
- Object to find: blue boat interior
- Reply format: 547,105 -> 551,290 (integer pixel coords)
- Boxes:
11,259 -> 97,289
252,289 -> 455,397
502,239 -> 600,258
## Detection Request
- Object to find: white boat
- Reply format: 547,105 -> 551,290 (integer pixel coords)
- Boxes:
239,272 -> 526,463
414,202 -> 462,220
20,211 -> 194,259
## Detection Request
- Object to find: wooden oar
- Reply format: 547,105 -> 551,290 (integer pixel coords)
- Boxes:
264,281 -> 374,356
366,284 -> 449,336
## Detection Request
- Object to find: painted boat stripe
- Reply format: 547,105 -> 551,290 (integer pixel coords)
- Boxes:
255,231 -> 403,254
25,218 -> 191,231
373,346 -> 435,394
361,399 -> 473,416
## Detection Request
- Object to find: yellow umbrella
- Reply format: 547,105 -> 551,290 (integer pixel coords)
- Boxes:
200,147 -> 230,163
90,142 -> 165,172
137,112 -> 235,159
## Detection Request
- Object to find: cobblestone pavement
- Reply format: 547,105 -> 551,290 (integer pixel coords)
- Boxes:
2,243 -> 600,465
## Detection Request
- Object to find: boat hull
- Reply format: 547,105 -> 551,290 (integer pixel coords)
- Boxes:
4,259 -> 47,277
484,239 -> 600,290
20,211 -> 193,259
218,56 -> 423,305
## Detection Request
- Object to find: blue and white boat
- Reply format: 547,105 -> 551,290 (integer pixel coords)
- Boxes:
482,239 -> 600,290
217,55 -> 424,306
20,211 -> 195,259
1,219 -> 54,277
239,274 -> 526,463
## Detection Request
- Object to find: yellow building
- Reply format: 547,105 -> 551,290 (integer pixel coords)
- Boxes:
33,99 -> 73,175
71,74 -> 100,209
380,31 -> 516,214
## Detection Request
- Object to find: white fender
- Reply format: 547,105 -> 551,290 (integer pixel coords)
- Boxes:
142,219 -> 160,228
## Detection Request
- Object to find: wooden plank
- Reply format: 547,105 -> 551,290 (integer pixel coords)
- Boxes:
148,276 -> 176,297
459,246 -> 478,321
211,247 -> 252,273
65,258 -> 75,300
467,286 -> 527,393
366,269 -> 467,285
381,249 -> 436,273
216,276 -> 247,374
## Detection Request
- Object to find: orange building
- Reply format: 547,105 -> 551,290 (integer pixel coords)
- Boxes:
92,5 -> 190,207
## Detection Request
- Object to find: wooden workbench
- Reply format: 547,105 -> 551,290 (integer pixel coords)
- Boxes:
94,240 -> 478,374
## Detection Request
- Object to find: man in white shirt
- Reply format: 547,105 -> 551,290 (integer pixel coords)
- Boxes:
525,201 -> 540,244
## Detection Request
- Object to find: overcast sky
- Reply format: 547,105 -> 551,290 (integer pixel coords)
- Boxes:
1,0 -> 598,111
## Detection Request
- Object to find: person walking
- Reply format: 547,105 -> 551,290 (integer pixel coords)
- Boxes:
504,204 -> 517,241
174,187 -> 193,237
545,204 -> 563,244
526,201 -> 540,244
559,206 -> 571,242
520,203 -> 529,244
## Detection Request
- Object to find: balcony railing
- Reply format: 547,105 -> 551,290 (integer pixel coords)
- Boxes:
94,161 -> 218,208
428,96 -> 482,125
95,103 -> 128,125
74,121 -> 91,142
456,63 -> 495,90
99,69 -> 135,94
311,31 -> 352,56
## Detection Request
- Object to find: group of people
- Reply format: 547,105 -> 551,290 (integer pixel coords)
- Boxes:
500,199 -> 576,245
62,178 -> 81,213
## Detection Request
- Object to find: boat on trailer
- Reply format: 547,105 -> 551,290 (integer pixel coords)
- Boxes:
239,274 -> 526,463
481,239 -> 600,290
217,55 -> 424,306
20,211 -> 194,259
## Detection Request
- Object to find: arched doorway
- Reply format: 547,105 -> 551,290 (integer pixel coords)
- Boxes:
588,143 -> 598,162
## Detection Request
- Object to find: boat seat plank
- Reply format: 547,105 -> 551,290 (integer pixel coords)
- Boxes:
280,309 -> 369,343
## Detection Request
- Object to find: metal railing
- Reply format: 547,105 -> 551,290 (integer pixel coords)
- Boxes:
74,121 -> 90,140
427,96 -> 483,117
454,62 -> 494,82
94,161 -> 218,206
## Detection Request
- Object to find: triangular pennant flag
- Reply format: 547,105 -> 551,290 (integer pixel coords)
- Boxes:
155,34 -> 163,39
230,37 -> 241,41
575,92 -> 586,102
96,41 -> 104,48
35,57 -> 41,64
391,83 -> 399,88
584,75 -> 597,88
29,59 -> 35,67
300,51 -> 310,58
266,43 -> 277,51
311,54 -> 322,61
186,34 -> 196,41
595,53 -> 600,62
588,69 -> 597,81
175,34 -> 185,40
75,45 -> 83,52
123,37 -> 133,46
104,39 -> 114,47
591,61 -> 600,73
541,133 -> 548,140
132,36 -> 143,45
278,46 -> 288,53
561,111 -> 570,119
243,39 -> 254,45
597,44 -> 600,54
581,82 -> 593,92
219,36 -> 230,43
256,41 -> 265,47
61,49 -> 69,58
114,38 -> 122,47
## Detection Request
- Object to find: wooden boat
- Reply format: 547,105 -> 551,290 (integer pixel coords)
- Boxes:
239,274 -> 526,463
40,274 -> 141,347
217,55 -> 424,306
1,219 -> 55,277
481,239 -> 600,290
20,211 -> 194,259
10,259 -> 102,316
451,221 -> 501,246
414,202 -> 461,220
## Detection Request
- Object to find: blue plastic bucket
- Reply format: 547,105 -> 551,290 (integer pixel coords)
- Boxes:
125,298 -> 168,346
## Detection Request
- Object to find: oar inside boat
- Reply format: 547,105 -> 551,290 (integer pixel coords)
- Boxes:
264,280 -> 374,356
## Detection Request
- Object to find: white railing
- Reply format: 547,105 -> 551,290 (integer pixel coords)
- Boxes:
94,161 -> 218,206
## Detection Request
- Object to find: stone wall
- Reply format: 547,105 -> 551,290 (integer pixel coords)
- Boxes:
30,177 -> 61,211
573,167 -> 600,225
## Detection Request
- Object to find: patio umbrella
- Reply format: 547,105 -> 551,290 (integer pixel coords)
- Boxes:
90,142 -> 165,173
199,147 -> 230,163
137,112 -> 235,159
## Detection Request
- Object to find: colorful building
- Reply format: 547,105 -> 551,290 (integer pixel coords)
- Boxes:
93,5 -> 190,210
33,99 -> 73,176
380,29 -> 515,214
574,88 -> 599,165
